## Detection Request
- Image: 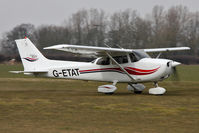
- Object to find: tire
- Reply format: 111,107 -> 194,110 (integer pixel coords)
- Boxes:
105,92 -> 114,95
134,91 -> 142,94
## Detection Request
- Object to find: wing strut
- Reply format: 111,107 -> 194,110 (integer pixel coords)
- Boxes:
156,52 -> 162,58
105,52 -> 135,81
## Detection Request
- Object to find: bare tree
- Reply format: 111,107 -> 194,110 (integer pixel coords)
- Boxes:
34,25 -> 72,49
1,6 -> 198,63
66,9 -> 108,46
108,9 -> 134,47
185,12 -> 199,56
0,23 -> 35,56
108,10 -> 151,49
150,5 -> 166,48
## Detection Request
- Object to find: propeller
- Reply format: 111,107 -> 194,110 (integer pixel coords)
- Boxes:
172,66 -> 180,81
170,61 -> 181,81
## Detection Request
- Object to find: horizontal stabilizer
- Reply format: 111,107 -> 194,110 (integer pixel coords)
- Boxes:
9,70 -> 48,74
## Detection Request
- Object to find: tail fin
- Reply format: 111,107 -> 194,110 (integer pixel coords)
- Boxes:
15,38 -> 49,71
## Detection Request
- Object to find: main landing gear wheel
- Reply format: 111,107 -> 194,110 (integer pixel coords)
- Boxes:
104,92 -> 114,95
134,91 -> 143,94
127,83 -> 145,94
98,85 -> 117,94
98,81 -> 118,94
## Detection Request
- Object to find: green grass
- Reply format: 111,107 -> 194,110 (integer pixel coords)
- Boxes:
0,64 -> 26,78
0,64 -> 199,133
168,65 -> 199,81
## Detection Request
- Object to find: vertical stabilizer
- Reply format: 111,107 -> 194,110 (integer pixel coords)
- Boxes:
15,38 -> 49,71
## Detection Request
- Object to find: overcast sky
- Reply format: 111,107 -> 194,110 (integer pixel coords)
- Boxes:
0,0 -> 199,35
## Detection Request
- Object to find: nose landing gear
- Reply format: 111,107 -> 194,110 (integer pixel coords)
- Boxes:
149,82 -> 166,95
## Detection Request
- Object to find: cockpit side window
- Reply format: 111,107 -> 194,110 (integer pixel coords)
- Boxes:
129,53 -> 138,62
113,55 -> 128,64
96,57 -> 110,65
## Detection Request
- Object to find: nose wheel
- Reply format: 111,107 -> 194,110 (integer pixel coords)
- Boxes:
149,82 -> 166,95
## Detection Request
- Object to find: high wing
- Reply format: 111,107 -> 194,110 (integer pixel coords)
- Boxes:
44,44 -> 133,56
44,44 -> 190,56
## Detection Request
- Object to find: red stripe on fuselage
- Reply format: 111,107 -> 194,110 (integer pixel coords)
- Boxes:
125,67 -> 160,73
79,67 -> 160,75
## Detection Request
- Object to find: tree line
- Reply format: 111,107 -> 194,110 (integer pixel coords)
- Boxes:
0,6 -> 198,63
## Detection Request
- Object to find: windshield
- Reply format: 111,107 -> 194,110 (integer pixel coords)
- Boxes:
132,51 -> 150,60
91,59 -> 97,63
96,57 -> 110,65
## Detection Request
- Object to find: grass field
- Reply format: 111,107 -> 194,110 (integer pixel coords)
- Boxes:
0,64 -> 199,133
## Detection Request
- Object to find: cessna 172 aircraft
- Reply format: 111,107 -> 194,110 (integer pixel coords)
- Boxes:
10,38 -> 190,95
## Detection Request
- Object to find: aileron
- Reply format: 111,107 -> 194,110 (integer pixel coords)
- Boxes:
144,47 -> 190,52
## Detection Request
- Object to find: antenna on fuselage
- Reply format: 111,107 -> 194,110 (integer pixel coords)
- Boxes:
156,53 -> 162,58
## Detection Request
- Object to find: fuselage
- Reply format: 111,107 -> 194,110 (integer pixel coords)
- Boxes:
37,57 -> 174,83
13,38 -> 189,95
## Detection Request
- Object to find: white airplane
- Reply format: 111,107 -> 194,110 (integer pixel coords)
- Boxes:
10,37 -> 190,95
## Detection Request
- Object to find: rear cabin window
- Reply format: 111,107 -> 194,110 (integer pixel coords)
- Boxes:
113,55 -> 128,64
96,57 -> 110,65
